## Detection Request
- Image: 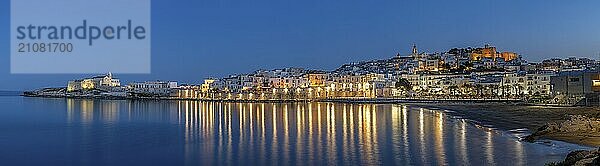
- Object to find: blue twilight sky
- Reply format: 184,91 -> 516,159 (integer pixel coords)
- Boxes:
2,0 -> 600,90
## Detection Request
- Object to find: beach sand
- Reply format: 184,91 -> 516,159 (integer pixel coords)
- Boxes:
410,102 -> 600,147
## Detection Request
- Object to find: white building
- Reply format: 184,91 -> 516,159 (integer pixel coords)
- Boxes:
128,81 -> 178,96
501,72 -> 553,96
525,73 -> 553,96
67,73 -> 121,92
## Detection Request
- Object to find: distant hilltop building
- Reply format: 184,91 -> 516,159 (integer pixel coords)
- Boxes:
470,44 -> 518,62
531,57 -> 598,72
411,43 -> 420,60
67,72 -> 121,92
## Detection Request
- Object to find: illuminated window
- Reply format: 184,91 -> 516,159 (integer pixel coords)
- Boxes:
593,80 -> 600,87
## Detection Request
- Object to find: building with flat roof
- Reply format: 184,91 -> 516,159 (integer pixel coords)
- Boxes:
550,71 -> 600,96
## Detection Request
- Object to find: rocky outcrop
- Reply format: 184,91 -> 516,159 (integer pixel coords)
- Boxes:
524,115 -> 600,165
546,147 -> 599,166
524,115 -> 600,142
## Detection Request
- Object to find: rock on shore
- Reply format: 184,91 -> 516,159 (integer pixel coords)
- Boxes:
524,115 -> 600,165
546,147 -> 599,166
524,115 -> 600,143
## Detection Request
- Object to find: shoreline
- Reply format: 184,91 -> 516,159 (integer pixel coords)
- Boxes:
22,93 -> 524,103
21,95 -> 599,147
408,102 -> 600,147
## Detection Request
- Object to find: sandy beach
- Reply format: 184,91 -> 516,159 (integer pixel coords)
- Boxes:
410,102 -> 600,147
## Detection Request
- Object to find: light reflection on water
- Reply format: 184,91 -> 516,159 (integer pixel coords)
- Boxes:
0,97 -> 590,166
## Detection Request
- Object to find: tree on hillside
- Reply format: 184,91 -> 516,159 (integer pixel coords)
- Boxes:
395,78 -> 412,91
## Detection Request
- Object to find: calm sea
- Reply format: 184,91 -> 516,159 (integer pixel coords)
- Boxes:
0,96 -> 590,166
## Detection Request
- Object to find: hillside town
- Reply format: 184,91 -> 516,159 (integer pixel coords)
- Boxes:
26,44 -> 600,106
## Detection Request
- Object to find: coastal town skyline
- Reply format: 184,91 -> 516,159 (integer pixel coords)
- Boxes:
4,43 -> 600,91
26,43 -> 600,108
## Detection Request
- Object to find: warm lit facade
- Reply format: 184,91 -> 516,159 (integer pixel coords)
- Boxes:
201,79 -> 217,93
66,73 -> 121,92
307,72 -> 326,87
500,52 -> 518,61
470,45 -> 518,62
